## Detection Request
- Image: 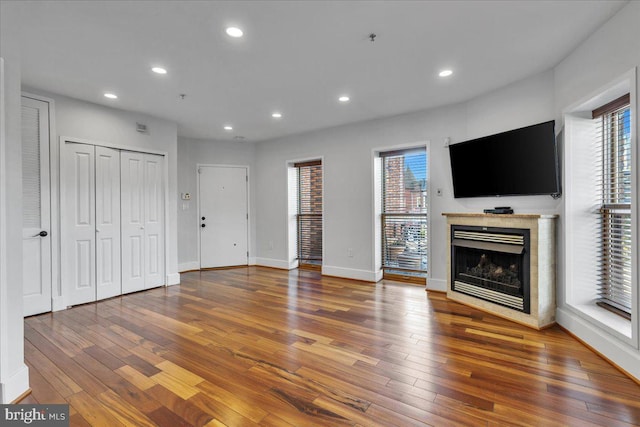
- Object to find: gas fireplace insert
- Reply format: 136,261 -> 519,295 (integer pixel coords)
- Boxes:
451,225 -> 530,313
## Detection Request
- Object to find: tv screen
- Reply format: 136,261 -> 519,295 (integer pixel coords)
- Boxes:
448,120 -> 560,198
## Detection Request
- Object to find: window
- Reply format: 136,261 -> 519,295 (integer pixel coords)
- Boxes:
295,160 -> 322,268
380,148 -> 428,279
594,94 -> 632,319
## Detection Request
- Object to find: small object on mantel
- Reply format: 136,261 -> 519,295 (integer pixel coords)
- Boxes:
483,207 -> 513,214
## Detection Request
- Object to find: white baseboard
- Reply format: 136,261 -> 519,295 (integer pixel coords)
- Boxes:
255,257 -> 295,270
374,269 -> 383,282
0,364 -> 29,403
166,273 -> 181,286
427,277 -> 447,292
178,261 -> 199,272
249,257 -> 257,265
322,265 -> 377,282
556,307 -> 640,381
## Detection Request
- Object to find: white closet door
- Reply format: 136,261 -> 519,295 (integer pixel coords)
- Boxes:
144,154 -> 165,289
121,151 -> 146,293
21,96 -> 52,316
95,146 -> 121,300
61,142 -> 96,306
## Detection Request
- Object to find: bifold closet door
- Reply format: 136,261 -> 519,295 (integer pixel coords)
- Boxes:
95,146 -> 121,300
143,154 -> 165,288
61,143 -> 122,306
121,151 -> 165,293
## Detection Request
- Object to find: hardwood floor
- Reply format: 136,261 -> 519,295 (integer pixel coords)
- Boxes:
23,267 -> 639,426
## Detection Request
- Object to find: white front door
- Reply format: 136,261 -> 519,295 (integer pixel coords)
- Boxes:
95,146 -> 121,300
21,96 -> 52,316
199,166 -> 248,268
61,142 -> 96,306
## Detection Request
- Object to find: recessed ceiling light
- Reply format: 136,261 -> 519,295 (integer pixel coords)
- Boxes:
338,95 -> 350,102
226,27 -> 243,38
439,69 -> 453,77
104,93 -> 118,99
151,67 -> 167,74
272,112 -> 282,119
224,125 -> 233,131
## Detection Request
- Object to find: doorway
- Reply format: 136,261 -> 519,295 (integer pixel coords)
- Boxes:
21,95 -> 52,316
198,165 -> 248,268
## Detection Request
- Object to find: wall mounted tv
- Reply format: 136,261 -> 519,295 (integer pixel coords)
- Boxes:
448,120 -> 561,198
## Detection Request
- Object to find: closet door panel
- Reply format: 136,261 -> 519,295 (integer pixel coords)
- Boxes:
121,151 -> 146,293
95,146 -> 121,300
61,143 -> 96,306
144,154 -> 165,289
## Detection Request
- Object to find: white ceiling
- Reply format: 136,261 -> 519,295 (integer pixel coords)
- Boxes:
1,0 -> 627,142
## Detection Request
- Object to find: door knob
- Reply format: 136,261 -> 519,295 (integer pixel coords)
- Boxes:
201,224 -> 206,228
33,230 -> 48,237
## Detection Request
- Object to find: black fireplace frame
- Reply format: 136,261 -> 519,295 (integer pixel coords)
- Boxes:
451,225 -> 531,314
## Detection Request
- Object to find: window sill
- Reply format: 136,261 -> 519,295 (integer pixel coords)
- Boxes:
569,302 -> 632,342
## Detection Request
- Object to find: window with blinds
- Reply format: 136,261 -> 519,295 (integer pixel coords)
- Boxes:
296,160 -> 322,266
381,148 -> 428,277
594,94 -> 632,319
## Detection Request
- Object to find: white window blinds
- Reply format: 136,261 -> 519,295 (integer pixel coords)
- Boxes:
594,94 -> 632,319
381,148 -> 428,274
296,160 -> 322,265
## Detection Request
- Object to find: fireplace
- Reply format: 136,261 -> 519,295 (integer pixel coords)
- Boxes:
451,225 -> 530,313
443,213 -> 557,329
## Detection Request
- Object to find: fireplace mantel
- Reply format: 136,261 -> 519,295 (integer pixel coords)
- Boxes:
443,213 -> 557,329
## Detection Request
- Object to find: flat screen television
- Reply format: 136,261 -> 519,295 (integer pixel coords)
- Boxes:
448,120 -> 560,198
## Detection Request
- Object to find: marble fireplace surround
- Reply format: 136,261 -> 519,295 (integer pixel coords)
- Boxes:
443,213 -> 558,329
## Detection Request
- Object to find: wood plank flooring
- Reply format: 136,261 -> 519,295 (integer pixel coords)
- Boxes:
23,267 -> 640,426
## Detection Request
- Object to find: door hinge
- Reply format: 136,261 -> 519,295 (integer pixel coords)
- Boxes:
246,175 -> 248,182
198,168 -> 202,174
247,251 -> 249,257
246,213 -> 249,220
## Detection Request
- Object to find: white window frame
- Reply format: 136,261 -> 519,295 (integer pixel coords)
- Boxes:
372,142 -> 430,286
562,69 -> 638,348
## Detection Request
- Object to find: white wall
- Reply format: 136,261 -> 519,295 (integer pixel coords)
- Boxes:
554,0 -> 640,381
177,137 -> 257,271
0,57 -> 29,403
24,87 -> 180,294
1,0 -> 30,400
254,70 -> 557,287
